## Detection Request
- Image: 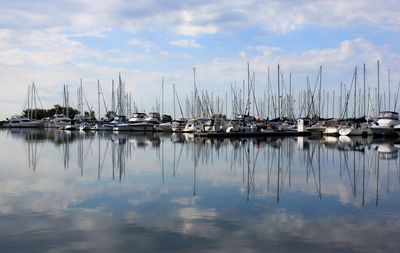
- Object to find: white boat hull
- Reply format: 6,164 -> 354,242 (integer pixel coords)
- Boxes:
339,126 -> 372,136
113,123 -> 154,131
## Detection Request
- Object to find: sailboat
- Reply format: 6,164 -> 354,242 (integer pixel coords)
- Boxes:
339,65 -> 372,136
339,123 -> 372,136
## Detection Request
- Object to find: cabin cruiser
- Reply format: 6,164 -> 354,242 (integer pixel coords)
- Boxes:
46,114 -> 72,128
128,112 -> 147,123
226,114 -> 257,133
182,118 -> 204,133
116,112 -> 160,131
225,119 -> 257,132
94,116 -> 127,131
109,114 -> 153,132
171,118 -> 188,132
144,112 -> 161,124
113,122 -> 154,131
66,115 -> 95,131
5,115 -> 43,128
203,118 -> 227,132
153,114 -> 175,132
370,111 -> 400,136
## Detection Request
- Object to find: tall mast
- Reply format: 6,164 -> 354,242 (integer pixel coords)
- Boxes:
161,76 -> 164,117
388,69 -> 391,110
377,60 -> 380,114
111,79 -> 115,114
363,64 -> 366,117
80,78 -> 83,116
97,79 -> 101,121
193,67 -> 196,117
332,91 -> 335,118
278,64 -> 280,118
27,84 -> 31,118
267,67 -> 270,119
354,67 -> 357,118
289,72 -> 292,119
173,83 -> 176,120
247,62 -> 251,116
318,65 -> 322,118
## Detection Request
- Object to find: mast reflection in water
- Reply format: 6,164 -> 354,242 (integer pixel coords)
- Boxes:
1,129 -> 400,252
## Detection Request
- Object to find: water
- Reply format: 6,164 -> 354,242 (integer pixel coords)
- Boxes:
1,129 -> 400,253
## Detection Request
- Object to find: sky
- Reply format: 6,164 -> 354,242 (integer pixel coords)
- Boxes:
0,0 -> 399,120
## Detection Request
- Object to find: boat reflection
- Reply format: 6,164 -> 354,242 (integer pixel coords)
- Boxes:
7,129 -> 400,207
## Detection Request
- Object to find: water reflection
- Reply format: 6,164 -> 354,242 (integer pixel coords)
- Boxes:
6,129 -> 400,205
1,129 -> 400,252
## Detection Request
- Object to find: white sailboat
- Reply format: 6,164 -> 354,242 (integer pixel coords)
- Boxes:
339,123 -> 372,136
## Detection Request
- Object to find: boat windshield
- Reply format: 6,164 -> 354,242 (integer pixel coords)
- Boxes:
379,111 -> 399,120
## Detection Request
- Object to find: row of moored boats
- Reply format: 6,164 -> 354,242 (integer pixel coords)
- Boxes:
4,111 -> 400,137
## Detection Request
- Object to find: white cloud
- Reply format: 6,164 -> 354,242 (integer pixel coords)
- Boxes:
170,39 -> 200,48
128,38 -> 161,53
1,1 -> 399,36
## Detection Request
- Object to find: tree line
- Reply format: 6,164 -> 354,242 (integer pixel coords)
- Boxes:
22,105 -> 96,120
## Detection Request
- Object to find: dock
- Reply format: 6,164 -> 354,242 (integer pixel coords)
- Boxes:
194,131 -> 311,138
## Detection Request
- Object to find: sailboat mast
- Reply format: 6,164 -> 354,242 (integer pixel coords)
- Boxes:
318,65 -> 322,118
161,76 -> 164,117
111,79 -> 115,114
267,67 -> 270,119
173,83 -> 176,120
193,67 -> 196,117
388,69 -> 391,110
377,60 -> 380,114
278,64 -> 280,118
98,80 -> 101,121
332,91 -> 335,118
354,67 -> 357,118
363,64 -> 366,117
247,62 -> 251,116
80,78 -> 83,116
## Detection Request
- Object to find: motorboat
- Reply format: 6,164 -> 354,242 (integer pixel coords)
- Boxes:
144,112 -> 161,124
182,118 -> 204,133
46,114 -> 72,128
94,116 -> 127,131
128,112 -> 147,123
171,118 -> 187,132
5,115 -> 43,128
113,122 -> 154,131
370,111 -> 400,136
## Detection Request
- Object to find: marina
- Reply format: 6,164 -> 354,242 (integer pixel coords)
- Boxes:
1,1 -> 399,252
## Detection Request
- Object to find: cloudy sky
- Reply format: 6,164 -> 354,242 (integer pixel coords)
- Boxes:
0,0 -> 399,120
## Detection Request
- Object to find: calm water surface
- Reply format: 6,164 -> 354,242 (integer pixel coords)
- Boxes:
1,129 -> 400,252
